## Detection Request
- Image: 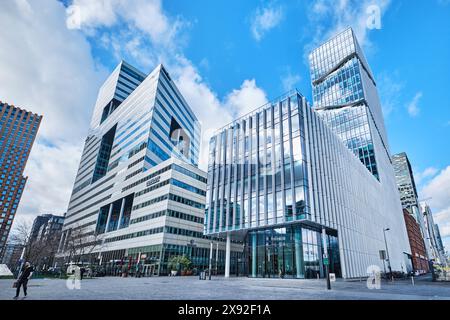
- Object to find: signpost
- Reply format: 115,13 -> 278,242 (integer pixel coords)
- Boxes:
322,228 -> 331,290
329,273 -> 336,282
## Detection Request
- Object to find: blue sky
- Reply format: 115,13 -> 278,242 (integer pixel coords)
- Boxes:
1,0 -> 449,252
83,0 -> 450,173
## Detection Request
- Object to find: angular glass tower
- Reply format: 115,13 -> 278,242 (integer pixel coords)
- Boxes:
205,91 -> 410,279
205,29 -> 411,280
309,27 -> 390,180
57,62 -> 244,274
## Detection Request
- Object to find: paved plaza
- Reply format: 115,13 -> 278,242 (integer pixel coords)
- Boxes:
1,274 -> 449,300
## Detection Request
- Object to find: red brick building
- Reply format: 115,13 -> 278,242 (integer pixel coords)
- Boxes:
403,209 -> 429,274
0,102 -> 42,260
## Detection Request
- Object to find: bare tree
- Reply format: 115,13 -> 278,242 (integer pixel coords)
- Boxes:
60,224 -> 104,266
8,220 -> 60,270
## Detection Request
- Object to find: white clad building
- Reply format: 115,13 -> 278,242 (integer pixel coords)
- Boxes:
57,61 -> 242,275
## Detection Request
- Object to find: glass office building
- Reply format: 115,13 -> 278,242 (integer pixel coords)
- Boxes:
309,28 -> 390,180
206,29 -> 411,279
0,102 -> 41,260
205,92 -> 343,279
420,203 -> 446,264
57,62 -> 241,274
206,90 -> 411,279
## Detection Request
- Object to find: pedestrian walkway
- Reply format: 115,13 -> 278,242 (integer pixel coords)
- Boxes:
0,276 -> 449,300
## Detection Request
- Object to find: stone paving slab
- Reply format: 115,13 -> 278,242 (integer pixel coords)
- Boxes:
1,276 -> 449,300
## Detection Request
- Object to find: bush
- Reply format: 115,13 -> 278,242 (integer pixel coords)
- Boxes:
168,255 -> 192,272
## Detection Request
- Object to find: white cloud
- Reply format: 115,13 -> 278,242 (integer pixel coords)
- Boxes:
406,91 -> 422,117
414,166 -> 439,187
1,0 -> 271,239
421,166 -> 450,251
281,69 -> 301,93
171,57 -> 268,170
69,0 -> 186,48
0,0 -> 106,231
250,3 -> 284,41
224,79 -> 268,119
421,166 -> 450,213
66,0 -> 270,173
377,71 -> 404,117
16,142 -> 83,223
306,0 -> 391,52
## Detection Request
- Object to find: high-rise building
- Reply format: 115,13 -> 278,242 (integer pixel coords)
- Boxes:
205,89 -> 410,279
204,28 -> 411,279
309,27 -> 390,180
30,214 -> 52,243
434,223 -> 446,258
1,241 -> 23,271
0,102 -> 42,260
57,61 -> 240,275
420,202 -> 445,264
391,152 -> 431,265
392,152 -> 419,209
403,208 -> 429,274
30,214 -> 64,243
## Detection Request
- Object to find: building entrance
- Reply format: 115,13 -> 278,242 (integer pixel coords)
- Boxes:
143,264 -> 158,276
247,224 -> 341,279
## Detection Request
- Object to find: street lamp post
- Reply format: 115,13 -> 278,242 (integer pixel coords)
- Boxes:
383,228 -> 392,281
187,240 -> 196,271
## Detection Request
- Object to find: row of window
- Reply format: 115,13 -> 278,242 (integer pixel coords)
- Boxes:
130,209 -> 204,225
67,184 -> 114,211
122,164 -> 171,192
66,195 -> 112,218
104,225 -> 207,244
133,193 -> 205,211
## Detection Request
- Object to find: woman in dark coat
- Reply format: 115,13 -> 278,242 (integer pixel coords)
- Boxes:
14,262 -> 34,299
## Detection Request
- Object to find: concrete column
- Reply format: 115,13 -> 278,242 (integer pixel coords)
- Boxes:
225,233 -> 231,278
105,203 -> 113,233
117,198 -> 126,230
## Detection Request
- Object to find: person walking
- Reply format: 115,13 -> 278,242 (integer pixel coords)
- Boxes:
14,262 -> 34,299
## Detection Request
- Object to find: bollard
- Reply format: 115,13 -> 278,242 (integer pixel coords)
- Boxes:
411,276 -> 415,286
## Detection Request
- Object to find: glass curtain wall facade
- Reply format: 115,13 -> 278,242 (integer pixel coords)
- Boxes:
0,102 -> 41,259
58,62 -> 200,262
206,92 -> 309,235
206,88 -> 411,279
205,92 -> 341,279
248,226 -> 340,279
57,62 -> 241,275
309,27 -> 390,180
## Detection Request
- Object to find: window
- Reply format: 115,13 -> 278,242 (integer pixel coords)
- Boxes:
169,117 -> 190,158
92,124 -> 117,183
